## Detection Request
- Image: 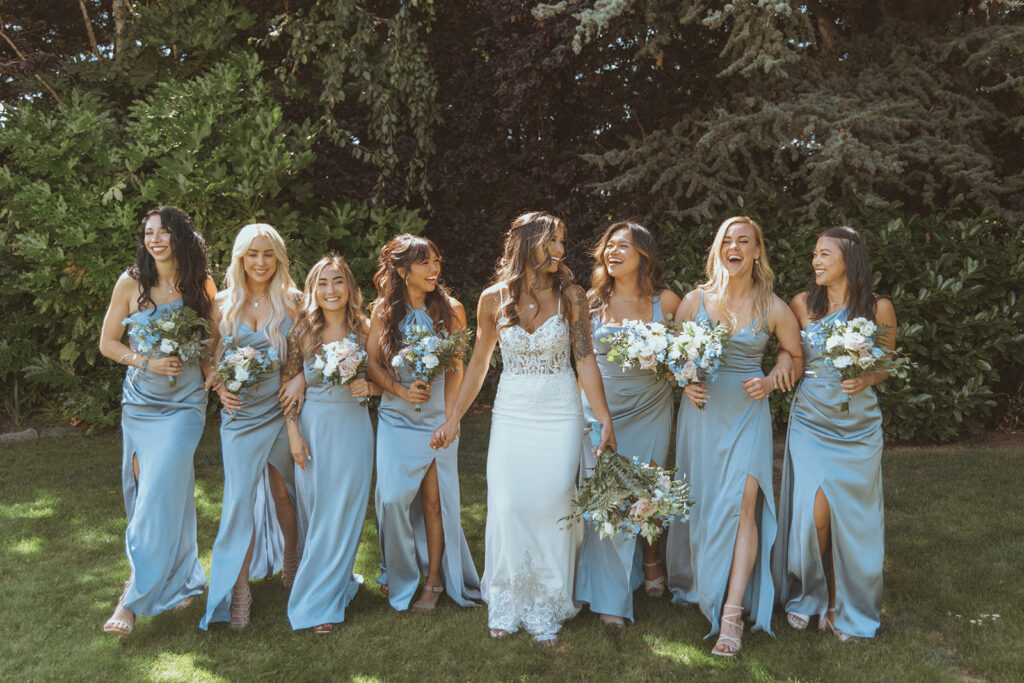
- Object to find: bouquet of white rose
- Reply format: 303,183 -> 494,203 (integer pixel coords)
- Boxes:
666,320 -> 730,410
391,325 -> 473,412
563,422 -> 693,544
602,319 -> 675,378
123,305 -> 211,387
803,316 -> 912,412
309,334 -> 368,404
216,339 -> 279,420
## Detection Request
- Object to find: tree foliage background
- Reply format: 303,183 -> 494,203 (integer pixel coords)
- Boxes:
1,0 -> 1021,441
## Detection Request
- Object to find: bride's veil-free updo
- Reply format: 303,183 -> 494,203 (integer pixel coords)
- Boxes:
492,211 -> 574,331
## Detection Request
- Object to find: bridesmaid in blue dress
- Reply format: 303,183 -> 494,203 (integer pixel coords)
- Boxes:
665,216 -> 803,656
772,226 -> 897,641
283,255 -> 380,633
98,206 -> 218,636
200,224 -> 303,630
574,221 -> 681,627
366,234 -> 481,613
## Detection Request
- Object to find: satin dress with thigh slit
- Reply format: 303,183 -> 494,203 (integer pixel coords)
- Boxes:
665,293 -> 777,637
200,316 -> 298,629
772,307 -> 884,638
374,306 -> 481,611
120,299 -> 207,617
575,297 -> 674,622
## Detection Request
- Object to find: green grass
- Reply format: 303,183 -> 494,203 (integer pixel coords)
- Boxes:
1,415 -> 1021,681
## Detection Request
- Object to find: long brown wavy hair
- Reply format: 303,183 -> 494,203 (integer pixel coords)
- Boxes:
372,234 -> 457,367
294,255 -> 369,358
805,226 -> 878,322
492,211 -> 574,331
702,216 -> 776,333
587,220 -> 665,315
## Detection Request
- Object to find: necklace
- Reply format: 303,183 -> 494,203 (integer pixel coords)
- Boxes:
250,291 -> 268,308
615,291 -> 639,305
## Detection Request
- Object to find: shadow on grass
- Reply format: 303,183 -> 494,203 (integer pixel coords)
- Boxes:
1,417 -> 1021,681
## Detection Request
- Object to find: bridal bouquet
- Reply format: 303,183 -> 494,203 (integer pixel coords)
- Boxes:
124,305 -> 211,387
666,320 -> 730,410
216,339 -> 278,396
310,334 -> 368,404
391,325 -> 473,412
602,319 -> 674,378
563,422 -> 693,544
803,316 -> 912,412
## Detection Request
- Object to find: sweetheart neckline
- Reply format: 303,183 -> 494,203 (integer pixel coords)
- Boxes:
501,313 -> 564,337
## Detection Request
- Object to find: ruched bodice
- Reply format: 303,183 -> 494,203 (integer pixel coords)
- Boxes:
695,297 -> 768,377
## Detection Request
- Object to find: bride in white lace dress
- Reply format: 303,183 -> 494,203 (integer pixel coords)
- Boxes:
432,212 -> 616,643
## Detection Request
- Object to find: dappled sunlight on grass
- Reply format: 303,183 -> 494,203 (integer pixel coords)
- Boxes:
136,652 -> 227,682
0,494 -> 58,520
5,536 -> 43,555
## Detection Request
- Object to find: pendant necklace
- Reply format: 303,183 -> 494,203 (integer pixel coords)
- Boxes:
250,292 -> 268,308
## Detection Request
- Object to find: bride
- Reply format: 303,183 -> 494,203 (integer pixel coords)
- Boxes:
431,211 -> 615,643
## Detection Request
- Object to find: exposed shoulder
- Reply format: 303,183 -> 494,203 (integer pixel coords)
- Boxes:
657,288 -> 682,320
874,295 -> 895,315
369,299 -> 386,320
214,289 -> 229,303
113,270 -> 139,293
674,288 -> 703,321
566,283 -> 587,304
203,276 -> 219,299
287,287 -> 304,316
790,291 -> 809,310
478,284 -> 505,309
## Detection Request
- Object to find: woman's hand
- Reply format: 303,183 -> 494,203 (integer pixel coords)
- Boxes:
290,433 -> 311,471
596,419 -> 616,454
768,354 -> 797,392
743,376 -> 772,400
683,382 -> 708,408
148,356 -> 182,377
430,416 -> 460,450
279,373 -> 306,416
403,380 -> 432,405
841,376 -> 871,397
216,386 -> 242,414
348,378 -> 372,399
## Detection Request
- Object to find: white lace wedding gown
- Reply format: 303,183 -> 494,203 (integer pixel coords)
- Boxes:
482,298 -> 584,641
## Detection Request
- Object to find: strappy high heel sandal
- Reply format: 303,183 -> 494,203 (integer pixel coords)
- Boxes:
411,583 -> 444,612
282,549 -> 299,590
787,611 -> 810,630
643,560 -> 667,598
312,623 -> 335,635
103,581 -> 134,637
820,607 -> 858,642
712,603 -> 744,657
230,583 -> 252,630
599,614 -> 626,628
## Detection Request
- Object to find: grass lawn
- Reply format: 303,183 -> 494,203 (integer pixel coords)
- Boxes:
1,414 -> 1021,682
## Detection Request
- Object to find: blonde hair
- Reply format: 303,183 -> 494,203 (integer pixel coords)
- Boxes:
296,255 -> 368,357
217,223 -> 299,360
702,216 -> 775,333
492,211 -> 573,331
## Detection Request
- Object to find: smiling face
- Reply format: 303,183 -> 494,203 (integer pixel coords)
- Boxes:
719,221 -> 761,278
315,264 -> 349,312
603,227 -> 641,279
243,235 -> 278,287
534,225 -> 566,274
402,248 -> 442,293
812,235 -> 847,287
143,213 -> 173,264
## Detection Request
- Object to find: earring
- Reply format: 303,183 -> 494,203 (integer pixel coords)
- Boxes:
755,258 -> 760,264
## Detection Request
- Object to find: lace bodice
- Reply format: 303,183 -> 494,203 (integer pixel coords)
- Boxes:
497,315 -> 573,376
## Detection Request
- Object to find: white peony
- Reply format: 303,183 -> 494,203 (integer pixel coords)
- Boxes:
422,353 -> 439,369
825,335 -> 844,352
680,360 -> 698,382
833,355 -> 853,369
313,355 -> 326,370
233,366 -> 250,382
227,380 -> 242,392
159,339 -> 176,354
157,319 -> 175,331
842,330 -> 868,350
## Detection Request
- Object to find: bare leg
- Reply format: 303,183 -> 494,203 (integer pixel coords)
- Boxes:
413,460 -> 445,610
814,487 -> 840,633
715,475 -> 761,655
268,465 -> 298,553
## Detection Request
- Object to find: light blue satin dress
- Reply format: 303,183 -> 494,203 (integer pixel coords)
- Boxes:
287,358 -> 374,629
200,317 -> 297,629
120,299 -> 207,616
375,306 -> 481,610
575,297 -> 674,622
666,293 -> 777,637
773,307 -> 884,638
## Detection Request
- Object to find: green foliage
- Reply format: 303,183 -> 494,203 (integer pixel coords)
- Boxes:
0,45 -> 423,429
658,196 -> 1024,443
